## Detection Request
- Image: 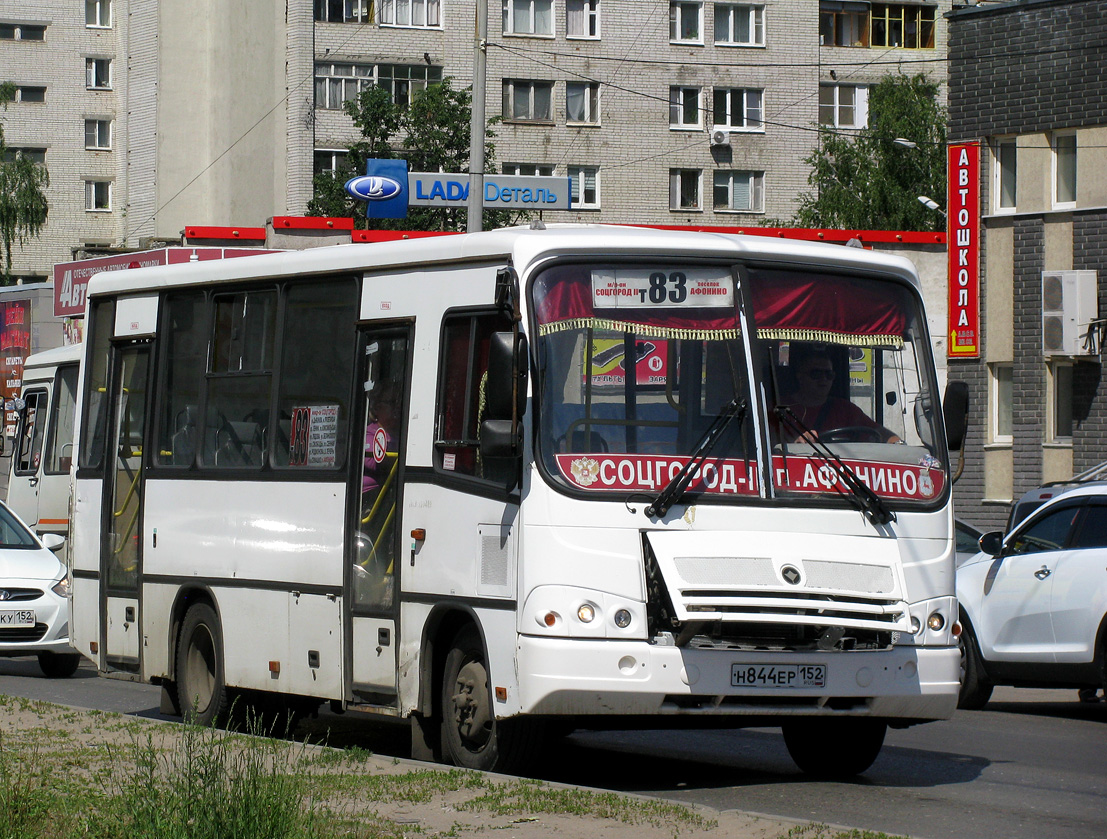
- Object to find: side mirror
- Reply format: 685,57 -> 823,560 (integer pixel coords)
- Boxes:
979,531 -> 1003,557
480,331 -> 528,458
40,533 -> 66,553
943,380 -> 969,451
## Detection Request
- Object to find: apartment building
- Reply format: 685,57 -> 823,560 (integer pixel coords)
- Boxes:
947,0 -> 1107,530
1,1 -> 951,279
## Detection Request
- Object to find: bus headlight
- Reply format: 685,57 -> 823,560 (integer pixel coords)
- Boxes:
910,617 -> 922,635
613,609 -> 632,628
577,604 -> 596,623
927,612 -> 945,632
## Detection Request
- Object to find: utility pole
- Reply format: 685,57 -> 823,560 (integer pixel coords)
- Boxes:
467,1 -> 488,233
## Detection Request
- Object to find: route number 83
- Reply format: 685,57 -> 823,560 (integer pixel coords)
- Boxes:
648,272 -> 688,304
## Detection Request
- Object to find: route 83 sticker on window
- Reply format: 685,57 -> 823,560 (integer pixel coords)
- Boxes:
592,267 -> 733,309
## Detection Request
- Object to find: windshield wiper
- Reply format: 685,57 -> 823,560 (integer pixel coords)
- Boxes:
645,398 -> 746,518
776,406 -> 896,527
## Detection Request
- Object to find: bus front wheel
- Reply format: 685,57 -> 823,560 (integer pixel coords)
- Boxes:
176,603 -> 230,727
439,625 -> 541,774
782,718 -> 887,777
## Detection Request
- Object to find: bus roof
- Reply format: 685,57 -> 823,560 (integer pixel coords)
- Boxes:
84,224 -> 924,301
21,342 -> 83,371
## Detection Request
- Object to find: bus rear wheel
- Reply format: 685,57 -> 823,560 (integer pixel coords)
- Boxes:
782,718 -> 887,777
176,603 -> 230,727
439,625 -> 541,774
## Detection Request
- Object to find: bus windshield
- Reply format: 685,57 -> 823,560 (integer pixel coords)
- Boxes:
532,260 -> 946,507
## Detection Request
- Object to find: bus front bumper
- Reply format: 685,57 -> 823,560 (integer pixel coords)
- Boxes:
514,636 -> 959,722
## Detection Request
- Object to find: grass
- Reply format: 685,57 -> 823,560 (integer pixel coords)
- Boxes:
0,699 -> 911,839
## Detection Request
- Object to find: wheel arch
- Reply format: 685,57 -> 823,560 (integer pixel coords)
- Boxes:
414,603 -> 485,720
165,585 -> 221,684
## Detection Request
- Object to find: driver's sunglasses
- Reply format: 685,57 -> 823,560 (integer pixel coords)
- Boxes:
804,369 -> 835,381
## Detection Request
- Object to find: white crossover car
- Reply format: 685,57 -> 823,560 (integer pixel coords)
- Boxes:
956,485 -> 1107,709
0,500 -> 81,678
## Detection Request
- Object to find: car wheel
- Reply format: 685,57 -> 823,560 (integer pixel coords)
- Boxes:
958,620 -> 994,710
439,625 -> 542,773
176,602 -> 230,726
782,718 -> 887,777
37,651 -> 81,678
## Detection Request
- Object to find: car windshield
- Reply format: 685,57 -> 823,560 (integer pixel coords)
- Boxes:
0,505 -> 37,548
531,260 -> 946,507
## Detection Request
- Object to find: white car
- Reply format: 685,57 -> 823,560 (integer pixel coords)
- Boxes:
0,500 -> 81,678
956,484 -> 1107,709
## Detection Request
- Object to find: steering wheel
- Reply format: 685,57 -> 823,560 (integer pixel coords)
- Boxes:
819,425 -> 884,443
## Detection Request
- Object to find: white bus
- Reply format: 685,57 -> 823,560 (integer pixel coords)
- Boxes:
69,225 -> 964,776
7,343 -> 82,560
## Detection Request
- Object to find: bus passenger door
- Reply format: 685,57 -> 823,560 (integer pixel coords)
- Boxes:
347,327 -> 410,703
101,343 -> 150,674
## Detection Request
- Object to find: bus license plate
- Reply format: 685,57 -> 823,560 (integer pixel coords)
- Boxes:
0,610 -> 35,627
731,663 -> 826,688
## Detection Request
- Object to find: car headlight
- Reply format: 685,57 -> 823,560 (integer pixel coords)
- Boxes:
51,574 -> 71,598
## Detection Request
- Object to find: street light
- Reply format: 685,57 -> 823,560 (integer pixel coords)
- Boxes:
917,195 -> 946,216
893,138 -> 917,148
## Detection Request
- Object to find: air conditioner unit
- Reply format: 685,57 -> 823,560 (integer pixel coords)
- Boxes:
710,129 -> 730,146
1042,270 -> 1098,356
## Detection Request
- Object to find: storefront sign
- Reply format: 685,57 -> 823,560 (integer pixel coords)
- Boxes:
948,143 -> 980,358
347,160 -> 571,216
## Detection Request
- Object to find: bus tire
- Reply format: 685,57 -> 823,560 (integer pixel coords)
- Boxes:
782,718 -> 887,777
176,603 -> 230,726
439,625 -> 540,774
957,620 -> 993,710
38,651 -> 81,678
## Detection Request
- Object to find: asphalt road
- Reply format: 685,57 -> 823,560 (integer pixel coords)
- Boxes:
1,657 -> 1104,839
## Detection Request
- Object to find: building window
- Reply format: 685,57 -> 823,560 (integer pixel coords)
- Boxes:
566,82 -> 600,124
2,148 -> 46,165
713,88 -> 762,131
314,63 -> 440,109
990,363 -> 1013,444
13,86 -> 45,103
993,136 -> 1016,213
1053,132 -> 1077,208
819,84 -> 867,128
502,80 -> 554,121
713,170 -> 764,212
85,180 -> 111,212
314,0 -> 373,23
86,0 -> 111,28
820,1 -> 867,46
502,163 -> 555,176
870,3 -> 935,49
503,0 -> 554,36
669,169 -> 702,211
380,0 -> 440,27
1051,362 -> 1073,441
670,2 -> 703,44
566,0 -> 600,39
714,4 -> 764,46
314,149 -> 349,176
86,58 -> 112,90
378,64 -> 443,106
669,86 -> 702,129
85,119 -> 112,150
0,23 -> 46,40
569,166 -> 600,209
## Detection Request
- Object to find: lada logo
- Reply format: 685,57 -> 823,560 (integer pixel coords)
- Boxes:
780,565 -> 802,586
345,175 -> 403,202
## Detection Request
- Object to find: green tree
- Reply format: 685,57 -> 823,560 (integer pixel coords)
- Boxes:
787,74 -> 946,232
0,81 -> 49,284
307,79 -> 520,231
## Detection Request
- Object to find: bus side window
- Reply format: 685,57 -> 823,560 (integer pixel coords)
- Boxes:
45,364 -> 79,474
15,390 -> 47,475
